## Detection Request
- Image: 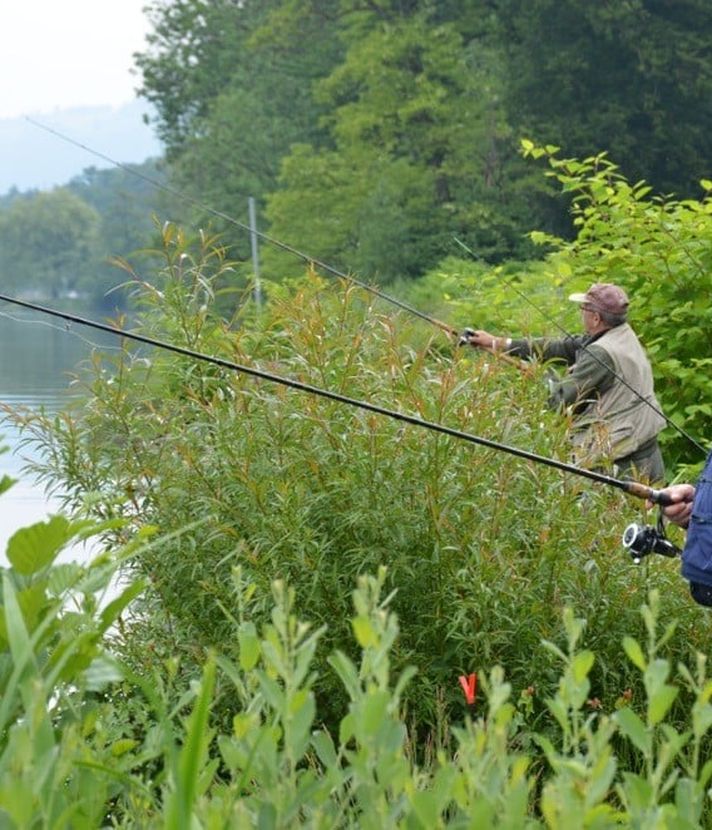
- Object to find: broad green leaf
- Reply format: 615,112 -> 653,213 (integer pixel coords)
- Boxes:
352,615 -> 377,648
615,707 -> 650,755
84,656 -> 124,692
46,563 -> 83,595
7,515 -> 71,575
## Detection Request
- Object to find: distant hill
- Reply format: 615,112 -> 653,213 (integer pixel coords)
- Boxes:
0,99 -> 163,195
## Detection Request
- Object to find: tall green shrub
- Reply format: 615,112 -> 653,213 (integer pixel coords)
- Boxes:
519,141 -> 712,467
14,224 -> 712,743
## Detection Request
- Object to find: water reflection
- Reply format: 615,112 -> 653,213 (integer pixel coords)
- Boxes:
0,308 -> 118,564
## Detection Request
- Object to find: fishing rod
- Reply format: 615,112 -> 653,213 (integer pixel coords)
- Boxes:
27,118 -> 452,332
26,118 -> 696,423
25,117 -> 524,373
0,291 -> 674,508
454,237 -> 708,457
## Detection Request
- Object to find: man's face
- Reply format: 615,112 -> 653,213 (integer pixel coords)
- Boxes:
580,304 -> 601,335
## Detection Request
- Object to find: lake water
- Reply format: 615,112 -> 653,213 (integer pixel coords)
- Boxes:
0,307 -> 118,565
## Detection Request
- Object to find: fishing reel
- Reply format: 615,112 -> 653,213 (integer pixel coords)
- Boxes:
458,327 -> 475,346
622,513 -> 681,564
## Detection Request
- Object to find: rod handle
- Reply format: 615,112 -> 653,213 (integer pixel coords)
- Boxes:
625,482 -> 673,506
647,488 -> 674,506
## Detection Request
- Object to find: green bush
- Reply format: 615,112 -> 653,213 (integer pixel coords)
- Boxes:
14,224 -> 712,747
2,511 -> 712,827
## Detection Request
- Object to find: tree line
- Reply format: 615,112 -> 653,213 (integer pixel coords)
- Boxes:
0,162 -> 166,310
135,0 -> 712,281
2,0 -> 712,304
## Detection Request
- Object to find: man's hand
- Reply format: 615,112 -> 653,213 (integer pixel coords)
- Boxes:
461,329 -> 504,350
647,483 -> 696,528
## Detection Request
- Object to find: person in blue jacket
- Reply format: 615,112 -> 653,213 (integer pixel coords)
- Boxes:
656,451 -> 712,606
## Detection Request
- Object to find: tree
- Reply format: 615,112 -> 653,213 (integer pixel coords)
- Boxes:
68,162 -> 169,309
490,0 -> 712,197
136,0 -> 342,263
264,10 -> 545,280
0,189 -> 99,299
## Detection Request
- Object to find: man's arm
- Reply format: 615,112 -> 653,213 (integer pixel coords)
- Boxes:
547,344 -> 615,411
507,336 -> 580,364
464,329 -> 582,364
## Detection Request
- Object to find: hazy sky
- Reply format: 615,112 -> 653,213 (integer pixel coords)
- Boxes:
1,0 -> 153,119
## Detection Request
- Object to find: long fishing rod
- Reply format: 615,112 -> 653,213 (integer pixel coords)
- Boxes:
0,291 -> 673,507
26,117 -> 525,373
454,237 -> 708,457
27,118 -> 454,332
28,117 -> 694,417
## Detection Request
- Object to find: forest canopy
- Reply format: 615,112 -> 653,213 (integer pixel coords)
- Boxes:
3,1 -> 712,299
133,0 -> 712,279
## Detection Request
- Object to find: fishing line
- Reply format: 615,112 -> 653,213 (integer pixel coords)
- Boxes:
454,237 -> 708,457
26,118 -> 455,336
25,118 -> 699,449
0,291 -> 673,507
0,307 -> 124,353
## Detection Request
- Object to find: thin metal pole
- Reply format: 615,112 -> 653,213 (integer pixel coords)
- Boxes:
248,196 -> 261,307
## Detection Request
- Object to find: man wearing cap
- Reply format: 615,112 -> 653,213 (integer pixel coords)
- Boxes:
464,283 -> 666,482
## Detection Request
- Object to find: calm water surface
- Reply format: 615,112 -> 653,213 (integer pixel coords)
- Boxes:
0,310 -> 117,565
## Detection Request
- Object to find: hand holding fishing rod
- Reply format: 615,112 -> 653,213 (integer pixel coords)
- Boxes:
648,483 -> 696,528
459,328 -> 512,352
459,282 -> 669,485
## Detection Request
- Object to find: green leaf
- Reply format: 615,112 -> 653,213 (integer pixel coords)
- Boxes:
352,615 -> 377,648
622,637 -> 646,671
311,729 -> 338,769
238,622 -> 260,671
0,475 -> 16,497
648,685 -> 679,726
2,571 -> 35,677
46,563 -> 83,595
572,650 -> 595,682
615,707 -> 650,756
84,656 -> 124,692
328,651 -> 360,700
111,738 -> 138,757
165,657 -> 216,830
7,515 -> 71,575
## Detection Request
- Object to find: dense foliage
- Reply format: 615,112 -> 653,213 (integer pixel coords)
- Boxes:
0,160 -> 166,310
5,149 -> 712,819
13,220 -> 711,737
133,0 -> 712,276
2,504 -> 712,826
517,143 -> 712,467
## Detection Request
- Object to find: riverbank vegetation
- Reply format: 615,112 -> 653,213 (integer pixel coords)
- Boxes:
3,141 -> 712,823
1,506 -> 712,826
1,1 -> 712,824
